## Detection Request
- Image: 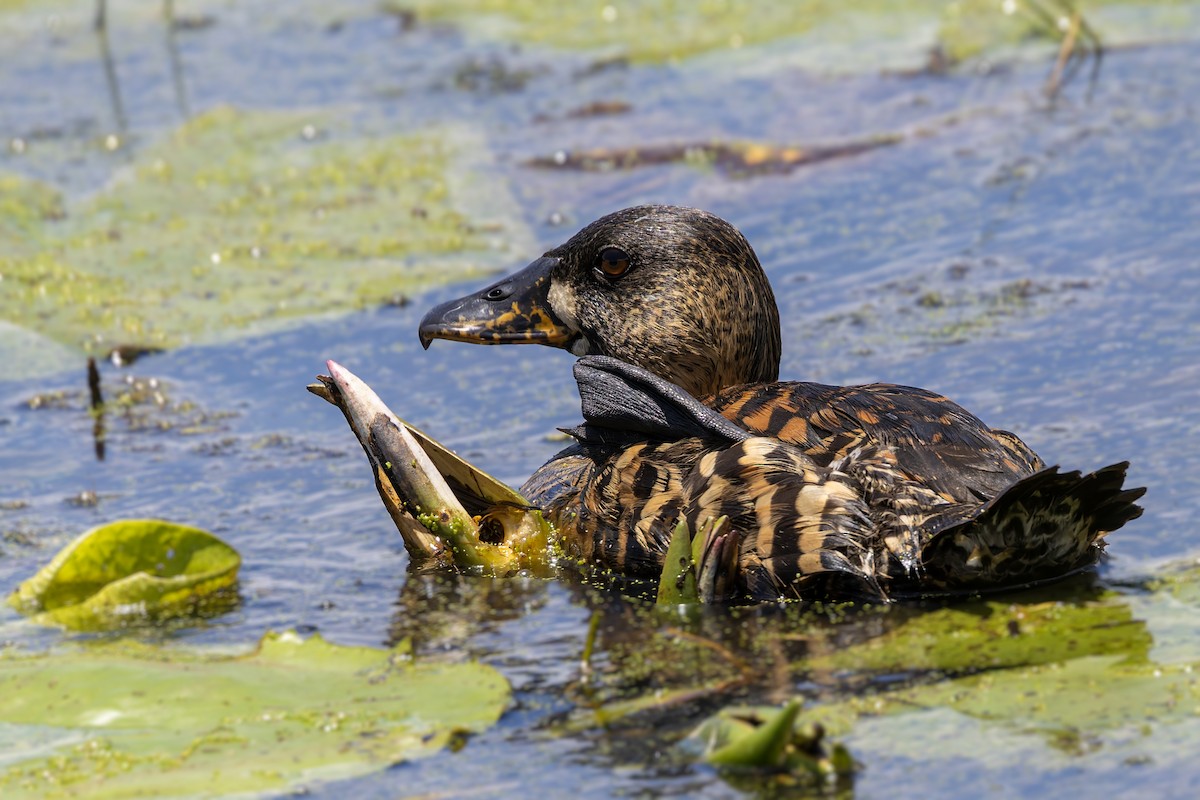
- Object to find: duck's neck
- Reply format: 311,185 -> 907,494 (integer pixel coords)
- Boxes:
602,303 -> 781,400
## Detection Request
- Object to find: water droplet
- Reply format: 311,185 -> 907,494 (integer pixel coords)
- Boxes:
301,124 -> 317,140
553,150 -> 568,165
211,252 -> 222,264
601,5 -> 618,22
104,134 -> 120,151
1002,0 -> 1017,15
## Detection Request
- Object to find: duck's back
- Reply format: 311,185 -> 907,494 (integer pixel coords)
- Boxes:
523,358 -> 1143,601
710,381 -> 1045,503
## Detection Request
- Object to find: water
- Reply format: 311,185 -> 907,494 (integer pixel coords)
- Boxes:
1,1 -> 1199,797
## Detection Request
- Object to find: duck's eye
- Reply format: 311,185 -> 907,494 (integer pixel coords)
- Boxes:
597,247 -> 631,278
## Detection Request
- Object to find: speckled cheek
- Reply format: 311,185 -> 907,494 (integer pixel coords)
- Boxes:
547,280 -> 591,355
545,280 -> 578,327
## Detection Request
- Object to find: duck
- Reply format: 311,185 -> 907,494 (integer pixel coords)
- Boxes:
417,205 -> 1145,601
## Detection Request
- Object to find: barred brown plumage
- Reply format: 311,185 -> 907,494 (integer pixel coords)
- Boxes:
420,205 -> 1145,601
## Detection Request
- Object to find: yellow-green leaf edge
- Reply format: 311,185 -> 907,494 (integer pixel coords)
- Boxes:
7,518 -> 240,630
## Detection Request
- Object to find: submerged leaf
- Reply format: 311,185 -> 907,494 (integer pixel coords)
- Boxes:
401,0 -> 1178,70
705,700 -> 802,768
689,700 -> 855,780
7,519 -> 240,630
793,572 -> 1200,750
0,630 -> 511,798
806,590 -> 1153,677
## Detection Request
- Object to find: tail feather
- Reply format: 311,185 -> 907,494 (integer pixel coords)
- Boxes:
919,461 -> 1145,590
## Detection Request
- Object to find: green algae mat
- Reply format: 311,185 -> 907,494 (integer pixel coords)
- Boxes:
564,568 -> 1200,791
0,107 -> 519,365
0,631 -> 511,798
802,585 -> 1200,736
403,0 -> 1198,66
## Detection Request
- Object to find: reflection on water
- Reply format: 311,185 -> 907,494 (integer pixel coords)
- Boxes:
367,559 -> 1181,799
94,0 -> 192,130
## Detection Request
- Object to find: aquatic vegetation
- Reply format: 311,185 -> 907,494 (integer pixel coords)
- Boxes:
402,0 -> 948,65
400,0 -> 1197,68
0,0 -> 1197,795
311,360 -> 553,574
688,700 -> 855,779
7,519 -> 240,630
25,371 -> 236,436
0,630 -> 510,798
656,515 -> 736,605
0,107 -> 515,370
526,136 -> 901,176
554,569 -> 1200,789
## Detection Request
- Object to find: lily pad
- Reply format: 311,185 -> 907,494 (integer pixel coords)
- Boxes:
0,630 -> 511,798
7,519 -> 240,630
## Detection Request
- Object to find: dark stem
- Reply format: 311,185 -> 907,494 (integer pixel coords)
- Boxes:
87,358 -> 106,462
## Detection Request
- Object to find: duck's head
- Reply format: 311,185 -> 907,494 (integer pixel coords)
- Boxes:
419,205 -> 781,398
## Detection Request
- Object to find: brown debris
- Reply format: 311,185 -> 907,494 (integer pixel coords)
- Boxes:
526,137 -> 901,177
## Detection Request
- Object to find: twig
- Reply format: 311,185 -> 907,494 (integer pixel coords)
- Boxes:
1044,10 -> 1081,99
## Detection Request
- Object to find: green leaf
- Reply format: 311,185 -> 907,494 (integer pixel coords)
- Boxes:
688,700 -> 855,781
6,519 -> 240,630
657,517 -> 699,605
0,630 -> 511,798
704,700 -> 802,768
